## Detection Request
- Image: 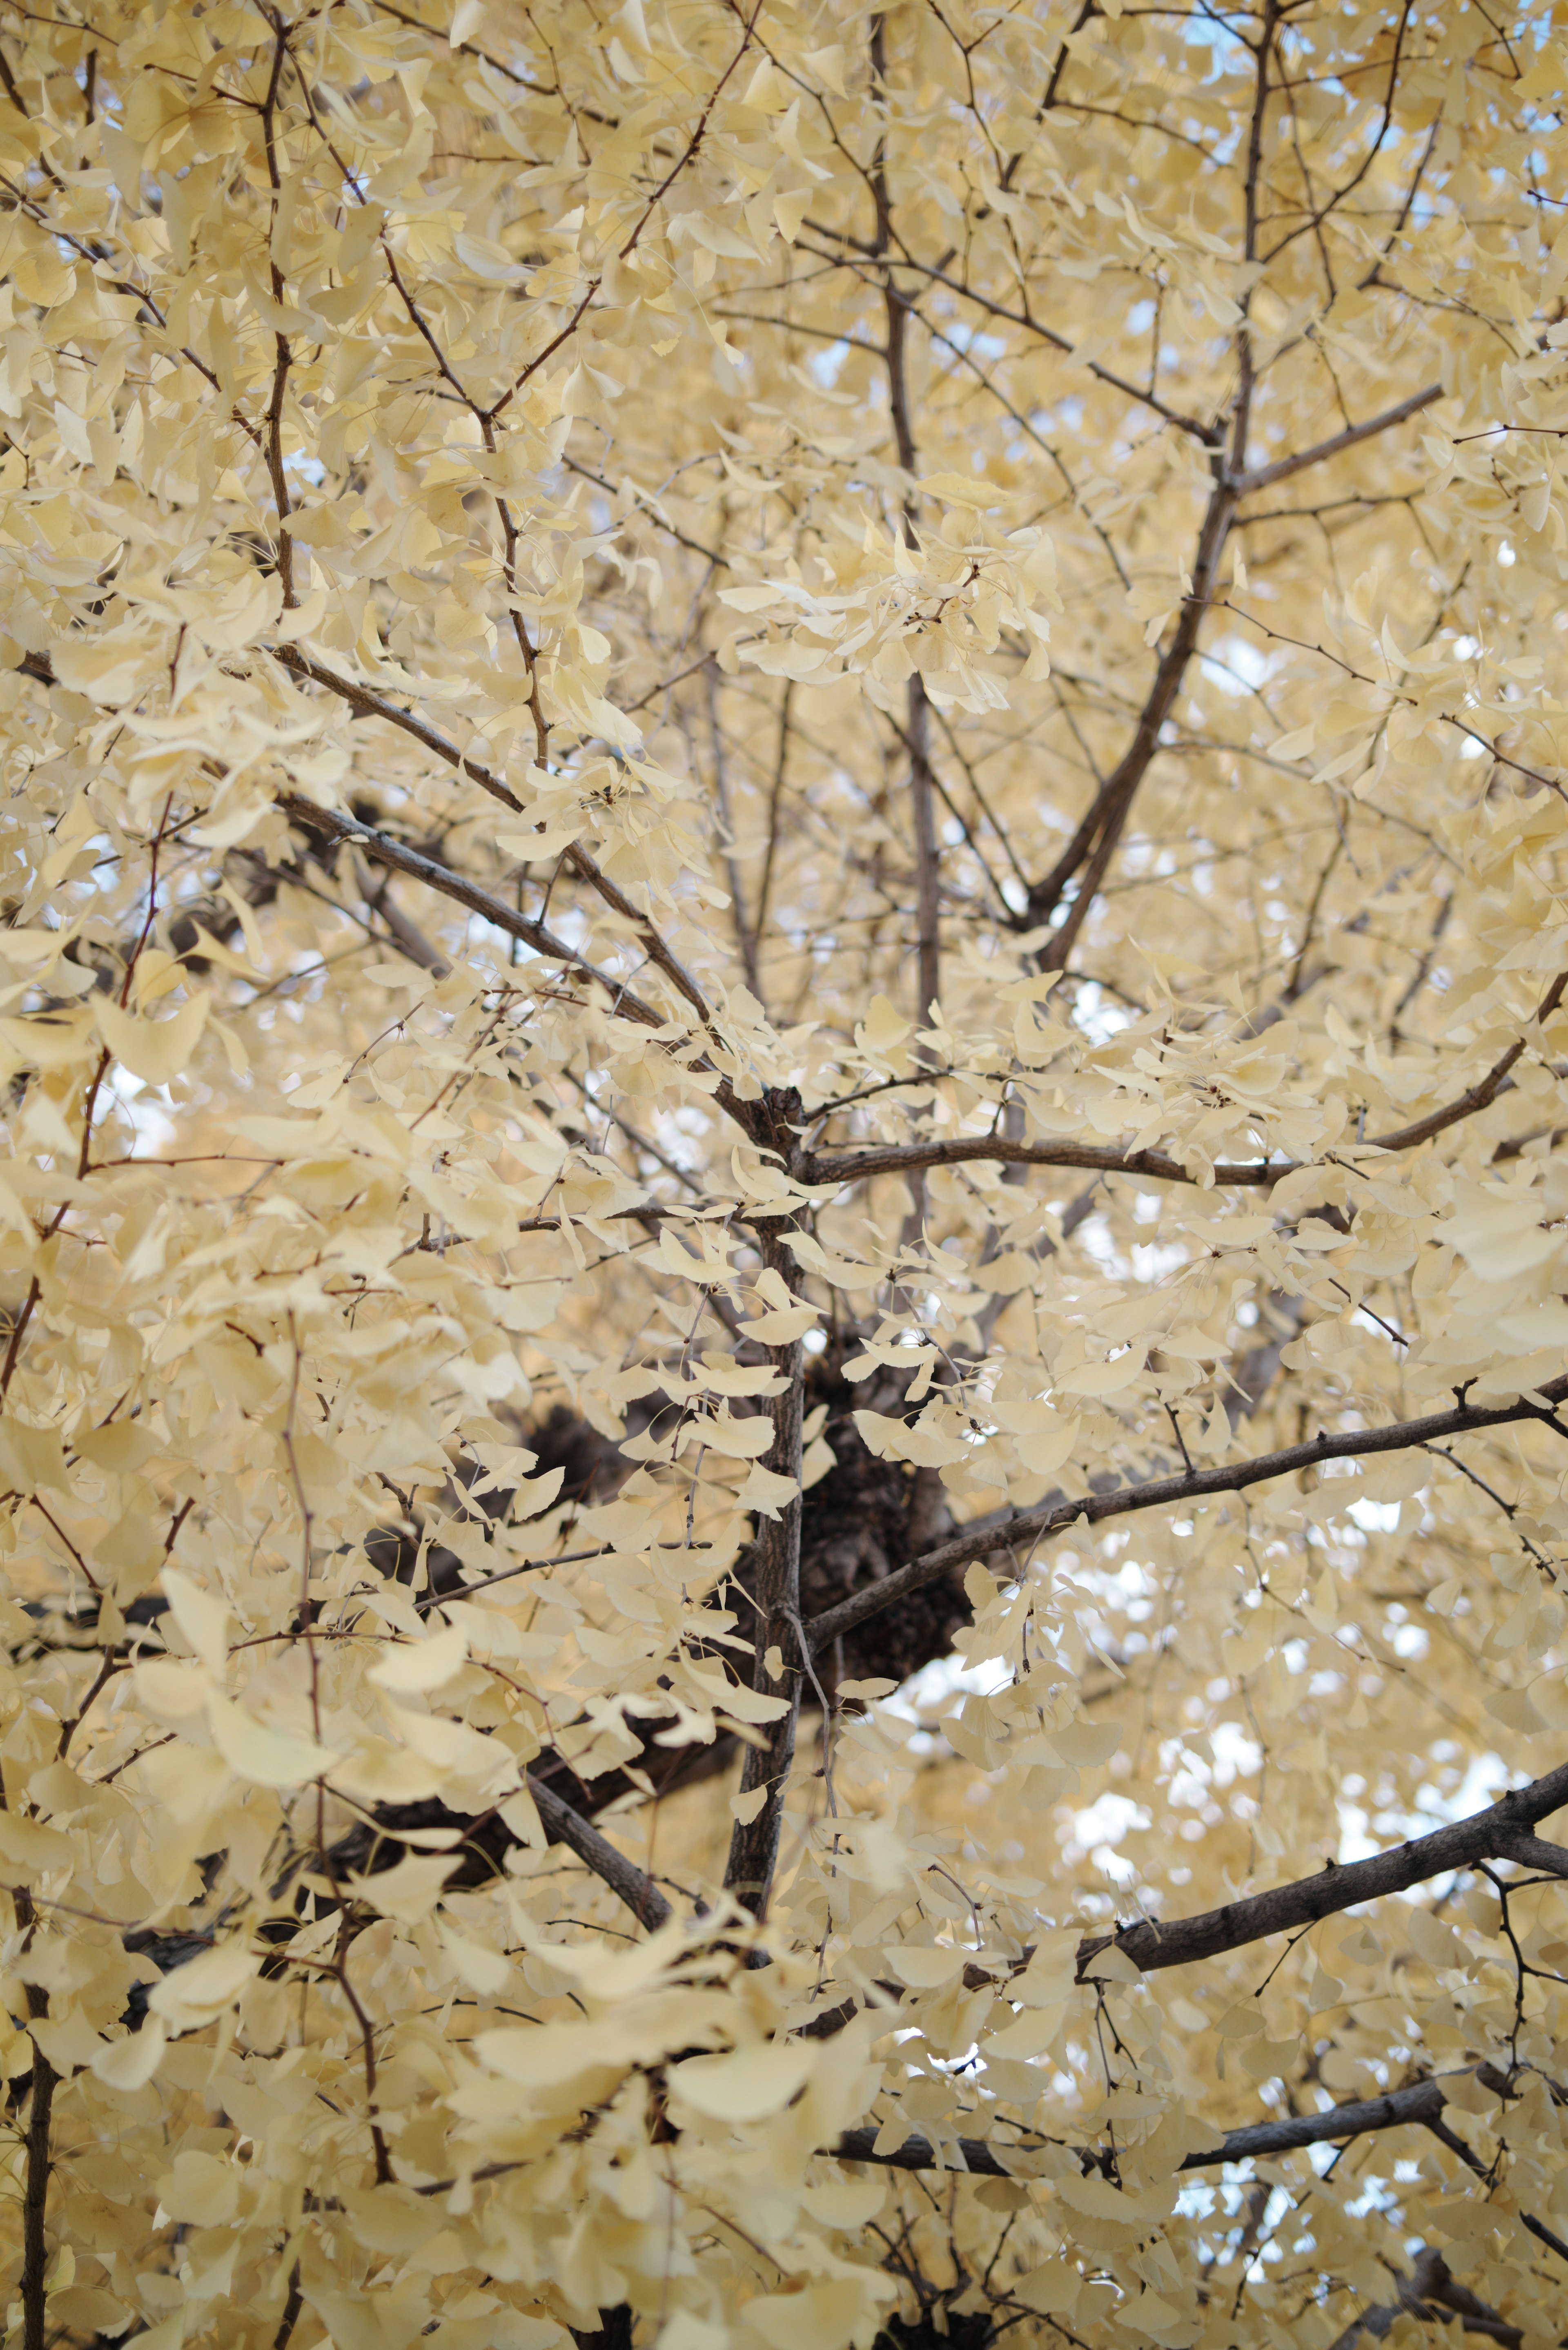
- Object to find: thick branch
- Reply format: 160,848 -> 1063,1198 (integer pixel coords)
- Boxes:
802,1763 -> 1568,2048
20,2030 -> 54,2350
806,1134 -> 1279,1188
804,1373 -> 1568,1653
722,1229 -> 806,1917
528,1772 -> 672,1931
1076,1755 -> 1568,1978
833,2074 -> 1451,2181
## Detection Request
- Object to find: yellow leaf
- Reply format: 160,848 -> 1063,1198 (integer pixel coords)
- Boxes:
0,1812 -> 74,1876
683,1662 -> 791,1723
1048,1719 -> 1122,1767
160,1568 -> 229,1679
91,2020 -> 167,2090
147,1940 -> 259,2028
346,1850 -> 459,1922
1408,1907 -> 1466,1969
1056,1344 -> 1148,1396
670,2040 -> 812,2121
857,993 -> 911,1052
207,1694 -> 336,1787
887,1944 -> 966,1988
367,1620 -> 469,1692
1015,2262 -> 1080,2317
920,471 -> 1008,508
684,1412 -> 775,1460
96,991 -> 209,1087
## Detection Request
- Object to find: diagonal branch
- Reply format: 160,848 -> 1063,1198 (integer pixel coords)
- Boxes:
1363,966 -> 1568,1151
272,646 -> 524,811
1026,475 -> 1236,961
1234,382 -> 1443,496
803,1766 -> 1568,2044
528,1772 -> 672,1932
276,794 -> 668,1029
804,1373 -> 1568,1654
1075,1754 -> 1568,1978
270,651 -> 718,1028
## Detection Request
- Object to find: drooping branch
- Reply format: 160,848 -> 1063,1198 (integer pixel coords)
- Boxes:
804,1374 -> 1568,1653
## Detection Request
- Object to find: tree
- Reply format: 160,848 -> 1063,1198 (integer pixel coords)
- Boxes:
4,0 -> 1568,2342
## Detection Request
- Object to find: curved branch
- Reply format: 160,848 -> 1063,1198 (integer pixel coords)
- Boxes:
804,1373 -> 1568,1653
806,968 -> 1567,1191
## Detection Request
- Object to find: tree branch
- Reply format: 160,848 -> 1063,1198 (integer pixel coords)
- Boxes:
804,1373 -> 1568,1654
833,2074 -> 1453,2181
528,1772 -> 672,1932
836,2063 -> 1568,2274
1363,966 -> 1568,1152
1234,382 -> 1443,496
275,794 -> 668,1030
268,651 -> 718,1028
805,1133 -> 1279,1190
806,961 -> 1566,1187
1073,1755 -> 1568,1979
722,1227 -> 806,1917
271,647 -> 523,809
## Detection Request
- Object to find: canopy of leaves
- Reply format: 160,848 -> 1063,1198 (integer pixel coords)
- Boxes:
2,0 -> 1568,2346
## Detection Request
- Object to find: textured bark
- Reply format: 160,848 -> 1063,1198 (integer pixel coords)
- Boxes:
722,1228 -> 806,1917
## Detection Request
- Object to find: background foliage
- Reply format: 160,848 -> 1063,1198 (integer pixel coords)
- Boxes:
3,0 -> 1568,2346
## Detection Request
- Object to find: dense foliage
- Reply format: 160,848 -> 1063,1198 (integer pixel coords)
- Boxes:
4,0 -> 1568,2345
